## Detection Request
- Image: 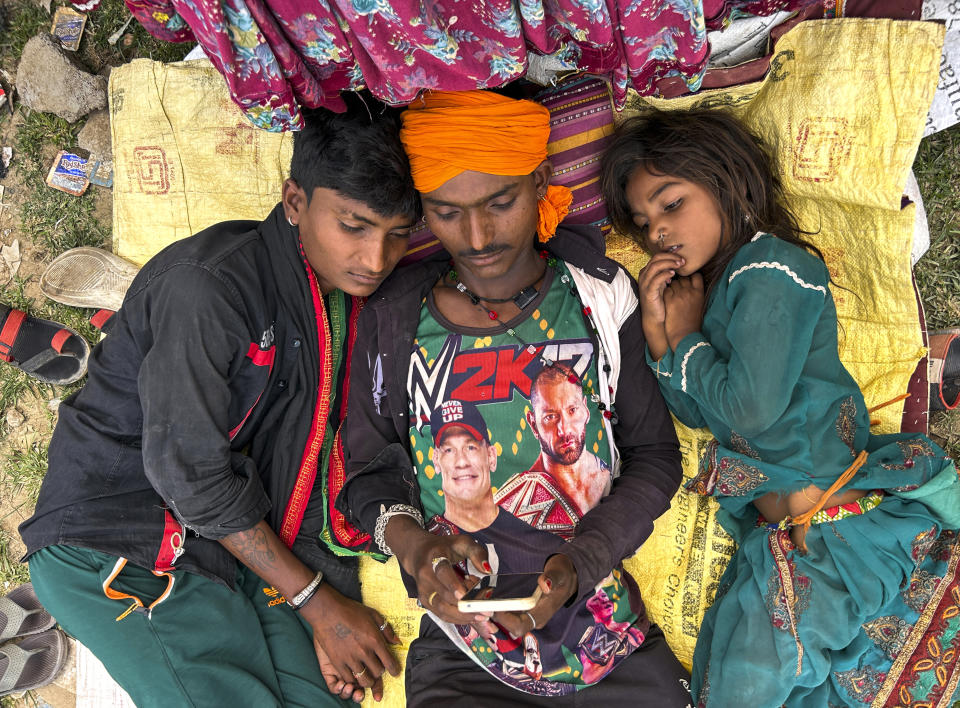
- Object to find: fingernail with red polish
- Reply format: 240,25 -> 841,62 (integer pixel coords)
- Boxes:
481,561 -> 492,573
545,578 -> 552,590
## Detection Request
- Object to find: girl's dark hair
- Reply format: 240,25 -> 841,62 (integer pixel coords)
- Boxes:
600,109 -> 821,292
290,91 -> 421,220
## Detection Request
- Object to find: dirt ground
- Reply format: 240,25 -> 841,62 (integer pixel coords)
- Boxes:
0,81 -> 115,707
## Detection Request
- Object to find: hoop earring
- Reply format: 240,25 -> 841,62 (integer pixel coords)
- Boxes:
287,216 -> 296,227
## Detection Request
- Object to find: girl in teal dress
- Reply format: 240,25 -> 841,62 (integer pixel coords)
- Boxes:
600,109 -> 960,707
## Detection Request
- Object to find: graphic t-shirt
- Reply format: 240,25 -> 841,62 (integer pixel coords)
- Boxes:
406,263 -> 649,695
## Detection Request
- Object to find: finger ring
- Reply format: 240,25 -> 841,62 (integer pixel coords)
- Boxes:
430,556 -> 450,573
525,610 -> 538,631
379,620 -> 389,632
353,666 -> 367,679
427,591 -> 438,607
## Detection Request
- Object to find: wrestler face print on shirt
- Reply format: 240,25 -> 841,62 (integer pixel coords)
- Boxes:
283,182 -> 417,297
624,167 -> 725,277
408,267 -> 643,695
419,165 -> 551,282
527,375 -> 590,466
433,428 -> 497,506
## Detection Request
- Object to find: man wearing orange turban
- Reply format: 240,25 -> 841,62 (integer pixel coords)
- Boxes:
340,89 -> 689,705
401,89 -> 572,244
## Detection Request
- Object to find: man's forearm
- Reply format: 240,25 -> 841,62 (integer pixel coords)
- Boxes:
219,520 -> 320,603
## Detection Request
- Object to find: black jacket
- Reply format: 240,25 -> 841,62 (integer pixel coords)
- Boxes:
337,225 -> 683,600
20,205 -> 349,587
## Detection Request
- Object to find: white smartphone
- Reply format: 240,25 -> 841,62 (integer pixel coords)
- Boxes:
457,572 -> 543,613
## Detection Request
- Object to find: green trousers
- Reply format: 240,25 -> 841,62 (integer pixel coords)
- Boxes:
30,545 -> 350,708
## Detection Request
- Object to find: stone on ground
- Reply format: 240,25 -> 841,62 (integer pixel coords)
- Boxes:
77,110 -> 112,161
15,34 -> 107,123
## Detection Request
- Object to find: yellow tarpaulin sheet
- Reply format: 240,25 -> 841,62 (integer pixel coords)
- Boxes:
108,18 -> 942,704
111,60 -> 292,265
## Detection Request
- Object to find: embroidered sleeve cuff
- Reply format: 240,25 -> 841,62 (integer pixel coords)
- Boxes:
645,344 -> 674,381
669,333 -> 712,395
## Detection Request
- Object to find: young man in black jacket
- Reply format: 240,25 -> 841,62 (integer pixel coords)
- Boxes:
20,96 -> 419,706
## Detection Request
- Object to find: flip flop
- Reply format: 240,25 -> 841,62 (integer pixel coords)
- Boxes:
930,329 -> 960,411
0,629 -> 69,697
0,584 -> 55,643
40,247 -> 139,311
0,305 -> 90,385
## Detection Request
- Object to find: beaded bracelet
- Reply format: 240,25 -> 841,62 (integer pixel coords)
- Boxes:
374,504 -> 424,556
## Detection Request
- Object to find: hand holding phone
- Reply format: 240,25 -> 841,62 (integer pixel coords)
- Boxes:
457,572 -> 544,613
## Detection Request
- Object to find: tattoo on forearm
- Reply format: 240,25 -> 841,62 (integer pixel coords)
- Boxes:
334,623 -> 352,639
223,526 -> 277,574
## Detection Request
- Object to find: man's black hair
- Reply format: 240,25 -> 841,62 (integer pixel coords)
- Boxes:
290,91 -> 420,219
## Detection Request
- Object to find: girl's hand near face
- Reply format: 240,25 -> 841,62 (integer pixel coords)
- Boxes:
638,252 -> 684,359
664,272 -> 705,349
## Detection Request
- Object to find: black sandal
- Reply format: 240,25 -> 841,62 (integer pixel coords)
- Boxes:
0,305 -> 90,385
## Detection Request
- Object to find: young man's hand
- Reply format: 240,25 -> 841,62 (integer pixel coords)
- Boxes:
386,515 -> 491,628
492,553 -> 577,639
301,586 -> 400,703
220,521 -> 400,703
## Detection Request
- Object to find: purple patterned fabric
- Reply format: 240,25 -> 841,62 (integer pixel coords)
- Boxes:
125,0 -> 815,131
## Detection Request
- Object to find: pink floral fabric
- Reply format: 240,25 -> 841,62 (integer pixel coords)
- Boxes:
125,0 -> 817,131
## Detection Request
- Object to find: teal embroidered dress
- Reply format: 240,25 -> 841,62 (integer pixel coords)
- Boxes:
648,233 -> 960,706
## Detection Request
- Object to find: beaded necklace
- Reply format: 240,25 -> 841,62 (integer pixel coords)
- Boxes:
449,250 -> 619,425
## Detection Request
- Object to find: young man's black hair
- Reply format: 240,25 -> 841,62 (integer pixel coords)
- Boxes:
291,92 -> 421,219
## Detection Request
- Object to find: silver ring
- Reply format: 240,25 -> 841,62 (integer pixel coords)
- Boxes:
525,611 -> 537,631
430,556 -> 450,573
379,620 -> 388,632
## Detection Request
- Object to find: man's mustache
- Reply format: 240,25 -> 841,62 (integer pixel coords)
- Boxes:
459,244 -> 507,257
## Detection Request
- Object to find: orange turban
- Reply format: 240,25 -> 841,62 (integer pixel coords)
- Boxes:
401,90 -> 572,242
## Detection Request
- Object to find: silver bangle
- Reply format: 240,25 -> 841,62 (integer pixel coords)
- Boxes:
374,504 -> 424,556
287,570 -> 324,611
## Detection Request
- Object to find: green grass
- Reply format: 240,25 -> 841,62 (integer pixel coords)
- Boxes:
914,125 -> 960,331
913,122 -> 960,461
0,0 -> 190,70
79,0 -> 191,68
12,109 -> 109,256
0,0 -> 51,65
0,528 -> 31,588
2,444 -> 48,505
